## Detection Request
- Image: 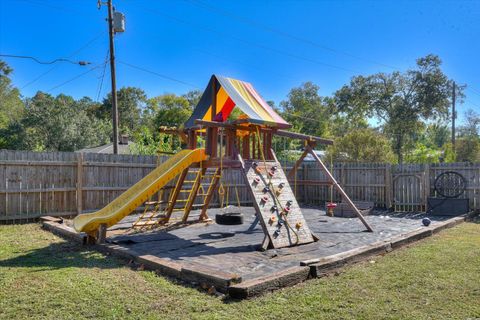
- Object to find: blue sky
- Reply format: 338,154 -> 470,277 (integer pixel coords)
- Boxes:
1,0 -> 479,124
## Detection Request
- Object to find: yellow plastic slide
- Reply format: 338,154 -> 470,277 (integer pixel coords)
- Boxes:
73,148 -> 207,234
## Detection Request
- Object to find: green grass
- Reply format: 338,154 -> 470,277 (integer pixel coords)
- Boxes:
1,222 -> 479,320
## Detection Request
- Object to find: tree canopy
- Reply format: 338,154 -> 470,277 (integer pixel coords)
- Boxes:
0,56 -> 477,163
334,55 -> 458,163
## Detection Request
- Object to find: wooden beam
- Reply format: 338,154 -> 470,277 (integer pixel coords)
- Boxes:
286,148 -> 310,181
191,159 -> 243,169
194,119 -> 234,129
307,146 -> 374,232
199,169 -> 221,221
276,130 -> 334,145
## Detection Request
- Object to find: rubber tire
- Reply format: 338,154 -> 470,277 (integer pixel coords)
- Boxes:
215,212 -> 244,225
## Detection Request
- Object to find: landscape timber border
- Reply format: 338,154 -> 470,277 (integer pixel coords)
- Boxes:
40,214 -> 470,299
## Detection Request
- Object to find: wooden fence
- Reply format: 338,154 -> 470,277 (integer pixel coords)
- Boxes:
1,150 -> 478,222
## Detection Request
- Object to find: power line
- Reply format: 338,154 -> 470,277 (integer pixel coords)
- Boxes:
467,87 -> 480,97
0,54 -> 90,66
20,33 -> 104,89
118,61 -> 201,89
184,0 -> 398,70
96,50 -> 110,102
133,4 -> 359,74
47,63 -> 104,93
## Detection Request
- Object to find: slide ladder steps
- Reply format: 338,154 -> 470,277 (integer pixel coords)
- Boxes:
133,166 -> 220,229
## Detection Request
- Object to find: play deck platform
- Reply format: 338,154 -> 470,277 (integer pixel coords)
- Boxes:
42,206 -> 466,299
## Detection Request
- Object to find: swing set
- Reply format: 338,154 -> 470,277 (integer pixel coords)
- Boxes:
74,75 -> 372,248
137,75 -> 372,249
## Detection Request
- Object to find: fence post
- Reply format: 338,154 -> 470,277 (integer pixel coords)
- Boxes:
424,163 -> 430,212
385,164 -> 392,209
340,163 -> 346,202
76,153 -> 83,215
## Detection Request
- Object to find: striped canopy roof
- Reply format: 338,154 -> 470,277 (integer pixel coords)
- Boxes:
184,75 -> 290,129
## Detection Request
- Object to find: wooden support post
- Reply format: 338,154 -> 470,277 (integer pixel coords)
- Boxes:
260,235 -> 270,251
76,152 -> 83,215
252,134 -> 256,159
188,130 -> 197,149
242,135 -> 250,159
210,77 -> 219,158
97,223 -> 107,244
308,145 -> 374,232
199,168 -> 221,221
225,128 -> 235,158
265,132 -> 272,159
286,148 -> 310,181
165,168 -> 189,222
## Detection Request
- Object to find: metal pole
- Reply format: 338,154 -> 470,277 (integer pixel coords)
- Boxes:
107,0 -> 119,154
452,81 -> 456,153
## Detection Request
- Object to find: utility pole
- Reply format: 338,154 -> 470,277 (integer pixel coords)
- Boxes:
451,81 -> 456,153
99,0 -> 124,154
107,0 -> 119,154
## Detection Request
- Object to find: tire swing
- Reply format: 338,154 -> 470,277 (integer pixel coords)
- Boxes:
215,128 -> 244,225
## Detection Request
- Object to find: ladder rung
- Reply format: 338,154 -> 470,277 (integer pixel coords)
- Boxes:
184,180 -> 197,183
172,208 -> 186,211
176,199 -> 188,202
133,220 -> 161,227
202,174 -> 220,178
145,200 -> 167,205
179,189 -> 192,193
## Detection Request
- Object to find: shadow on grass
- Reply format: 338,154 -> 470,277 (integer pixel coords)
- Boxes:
0,241 -> 122,271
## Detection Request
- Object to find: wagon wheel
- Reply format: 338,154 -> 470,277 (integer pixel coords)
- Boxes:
434,171 -> 466,198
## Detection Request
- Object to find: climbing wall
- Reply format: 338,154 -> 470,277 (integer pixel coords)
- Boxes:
243,160 -> 314,248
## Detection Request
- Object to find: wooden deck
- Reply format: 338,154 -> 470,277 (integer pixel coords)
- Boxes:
44,207 -> 467,298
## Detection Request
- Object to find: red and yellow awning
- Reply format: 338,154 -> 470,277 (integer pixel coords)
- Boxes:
184,75 -> 290,129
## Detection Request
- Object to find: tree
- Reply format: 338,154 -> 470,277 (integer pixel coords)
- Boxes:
455,138 -> 480,162
148,93 -> 193,128
423,123 -> 450,149
326,128 -> 395,162
182,90 -> 202,109
0,60 -> 24,148
129,93 -> 193,154
458,109 -> 480,138
454,109 -> 480,162
20,92 -> 111,151
100,87 -> 147,134
335,55 -> 457,163
404,143 -> 443,163
280,82 -> 331,138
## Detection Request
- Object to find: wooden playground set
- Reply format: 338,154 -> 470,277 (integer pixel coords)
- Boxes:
38,75 -> 467,298
72,74 -> 372,249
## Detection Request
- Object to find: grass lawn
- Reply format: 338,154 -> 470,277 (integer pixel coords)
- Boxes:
0,222 -> 479,320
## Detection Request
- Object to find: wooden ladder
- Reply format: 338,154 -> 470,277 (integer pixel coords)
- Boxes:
132,166 -> 221,229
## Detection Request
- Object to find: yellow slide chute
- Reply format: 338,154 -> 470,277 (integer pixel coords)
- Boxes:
73,148 -> 207,234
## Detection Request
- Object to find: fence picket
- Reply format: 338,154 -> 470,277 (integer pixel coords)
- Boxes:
1,149 -> 478,221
